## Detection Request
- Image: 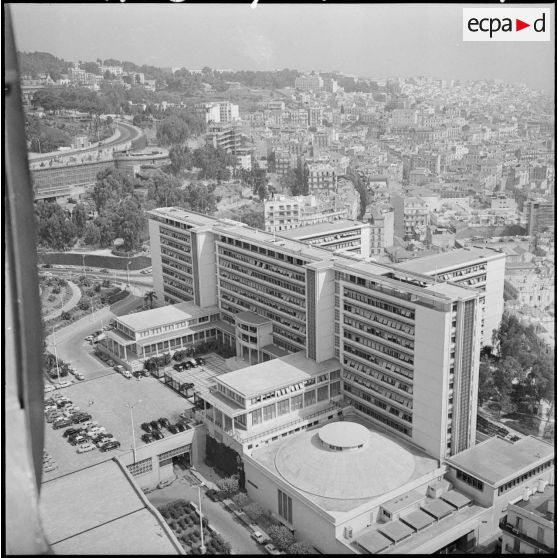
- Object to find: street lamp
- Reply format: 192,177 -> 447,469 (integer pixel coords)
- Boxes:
125,400 -> 142,462
126,260 -> 131,289
82,254 -> 86,278
197,482 -> 206,555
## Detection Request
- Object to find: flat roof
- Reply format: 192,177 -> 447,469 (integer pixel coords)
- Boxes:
382,489 -> 423,514
420,498 -> 454,520
40,460 -> 181,554
117,302 -> 219,332
445,436 -> 554,486
424,281 -> 478,299
378,520 -> 414,542
216,351 -> 340,398
355,530 -> 392,554
394,247 -> 505,274
235,311 -> 271,326
440,490 -> 472,509
400,509 -> 436,531
514,485 -> 554,521
277,220 -> 365,239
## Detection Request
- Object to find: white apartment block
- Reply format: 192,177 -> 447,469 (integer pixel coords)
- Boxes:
195,101 -> 240,124
294,73 -> 324,92
394,247 -> 506,346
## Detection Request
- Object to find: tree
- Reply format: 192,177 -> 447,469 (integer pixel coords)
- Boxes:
144,290 -> 157,309
478,357 -> 496,406
268,525 -> 295,551
287,542 -> 314,555
216,476 -> 239,499
169,144 -> 194,175
83,222 -> 101,246
71,203 -> 87,236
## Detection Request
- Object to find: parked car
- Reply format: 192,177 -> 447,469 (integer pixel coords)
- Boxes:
195,357 -> 205,366
80,420 -> 98,429
44,384 -> 56,393
114,364 -> 125,373
73,414 -> 92,424
158,417 -> 171,429
149,420 -> 160,431
141,433 -> 154,444
251,531 -> 270,545
106,359 -> 115,367
100,269 -> 109,274
99,440 -> 121,452
53,417 -> 73,429
95,437 -> 113,448
46,413 -> 63,424
182,361 -> 193,370
69,435 -> 89,446
175,423 -> 186,433
63,427 -> 83,438
140,422 -> 153,433
173,364 -> 183,372
122,370 -> 132,379
77,442 -> 96,453
264,544 -> 283,555
87,427 -> 106,437
74,372 -> 85,381
56,380 -> 73,389
186,358 -> 198,368
152,430 -> 164,440
167,425 -> 179,435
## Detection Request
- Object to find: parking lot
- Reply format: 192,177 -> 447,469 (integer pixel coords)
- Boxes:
43,373 -> 195,480
162,353 -> 229,393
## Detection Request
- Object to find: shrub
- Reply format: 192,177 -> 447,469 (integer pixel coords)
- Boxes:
288,541 -> 314,554
269,525 -> 295,551
93,283 -> 102,293
52,286 -> 61,295
232,492 -> 249,508
217,476 -> 240,499
244,502 -> 264,521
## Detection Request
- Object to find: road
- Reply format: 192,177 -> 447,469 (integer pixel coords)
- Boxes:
45,293 -> 144,380
147,476 -> 265,555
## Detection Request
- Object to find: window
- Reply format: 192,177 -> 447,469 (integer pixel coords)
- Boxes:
304,390 -> 316,407
158,444 -> 192,467
263,404 -> 276,422
317,385 -> 329,402
250,408 -> 262,426
291,394 -> 303,411
330,381 -> 341,398
127,458 -> 153,477
277,399 -> 290,416
456,469 -> 484,491
277,489 -> 292,524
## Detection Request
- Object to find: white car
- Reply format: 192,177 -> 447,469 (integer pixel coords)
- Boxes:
76,442 -> 96,453
87,427 -> 106,437
74,372 -> 85,381
122,370 -> 132,379
264,543 -> 283,555
250,531 -> 270,545
56,380 -> 72,389
44,384 -> 56,393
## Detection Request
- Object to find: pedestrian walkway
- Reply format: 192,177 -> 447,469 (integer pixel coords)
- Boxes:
43,281 -> 81,322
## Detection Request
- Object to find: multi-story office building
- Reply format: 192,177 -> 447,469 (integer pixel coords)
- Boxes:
205,122 -> 241,153
395,248 -> 506,346
526,199 -> 555,238
148,207 -> 483,460
278,220 -> 372,257
500,482 -> 554,554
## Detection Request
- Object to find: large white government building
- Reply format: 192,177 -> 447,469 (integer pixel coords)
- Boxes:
125,207 -> 553,554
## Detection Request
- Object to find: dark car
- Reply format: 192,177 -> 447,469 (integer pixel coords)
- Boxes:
167,425 -> 179,435
175,422 -> 186,433
173,364 -> 183,372
73,414 -> 92,424
63,427 -> 83,438
53,417 -> 73,429
149,420 -> 160,431
92,433 -> 112,444
99,440 -> 121,452
141,433 -> 153,444
158,417 -> 171,429
140,422 -> 153,433
69,435 -> 88,446
195,357 -> 205,366
152,430 -> 164,440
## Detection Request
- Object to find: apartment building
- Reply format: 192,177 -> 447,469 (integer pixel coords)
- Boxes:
264,195 -> 349,233
305,162 -> 336,194
526,199 -> 555,237
392,193 -> 431,239
308,106 -> 323,128
369,207 -> 395,256
195,101 -> 240,124
500,483 -> 554,554
394,247 -> 506,346
205,121 -> 241,153
294,73 -> 324,92
148,207 -> 482,461
278,220 -> 372,257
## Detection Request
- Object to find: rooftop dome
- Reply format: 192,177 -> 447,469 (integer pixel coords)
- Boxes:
274,421 -> 416,500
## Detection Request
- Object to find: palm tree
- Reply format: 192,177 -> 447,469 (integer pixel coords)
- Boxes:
144,290 -> 157,309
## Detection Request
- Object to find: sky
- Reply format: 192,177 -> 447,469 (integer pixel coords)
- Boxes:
9,2 -> 556,93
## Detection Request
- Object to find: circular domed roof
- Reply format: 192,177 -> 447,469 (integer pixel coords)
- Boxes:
318,422 -> 369,450
274,422 -> 416,500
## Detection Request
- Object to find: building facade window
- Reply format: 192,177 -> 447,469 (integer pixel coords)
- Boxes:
127,457 -> 153,477
277,489 -> 293,524
263,404 -> 276,422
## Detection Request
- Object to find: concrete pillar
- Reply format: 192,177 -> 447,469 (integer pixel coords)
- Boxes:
123,345 -> 127,361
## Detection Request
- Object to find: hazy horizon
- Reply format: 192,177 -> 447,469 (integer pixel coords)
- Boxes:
10,3 -> 555,93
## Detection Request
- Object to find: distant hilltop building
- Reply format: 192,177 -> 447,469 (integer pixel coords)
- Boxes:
194,101 -> 240,124
294,72 -> 324,92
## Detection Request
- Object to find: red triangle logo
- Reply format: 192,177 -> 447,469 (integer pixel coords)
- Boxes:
516,19 -> 530,31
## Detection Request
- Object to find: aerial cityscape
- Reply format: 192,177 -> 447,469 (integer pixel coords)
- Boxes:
5,3 -> 555,555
